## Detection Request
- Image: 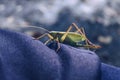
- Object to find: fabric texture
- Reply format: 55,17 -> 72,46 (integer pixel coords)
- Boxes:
0,29 -> 119,80
101,63 -> 120,80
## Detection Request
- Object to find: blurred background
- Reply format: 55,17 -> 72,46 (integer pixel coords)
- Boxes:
0,0 -> 120,67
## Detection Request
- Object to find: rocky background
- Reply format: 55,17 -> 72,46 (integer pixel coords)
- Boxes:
0,0 -> 120,67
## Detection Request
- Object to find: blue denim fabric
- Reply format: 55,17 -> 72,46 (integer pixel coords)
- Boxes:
0,29 -> 119,80
101,63 -> 120,80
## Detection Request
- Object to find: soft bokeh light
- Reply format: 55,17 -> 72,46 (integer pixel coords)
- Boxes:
0,0 -> 120,67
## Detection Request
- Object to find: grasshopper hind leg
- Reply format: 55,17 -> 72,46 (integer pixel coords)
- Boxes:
72,23 -> 101,49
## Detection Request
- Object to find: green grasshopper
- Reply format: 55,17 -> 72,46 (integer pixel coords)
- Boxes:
20,23 -> 101,51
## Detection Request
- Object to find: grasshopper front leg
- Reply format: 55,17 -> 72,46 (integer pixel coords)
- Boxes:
35,33 -> 54,45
